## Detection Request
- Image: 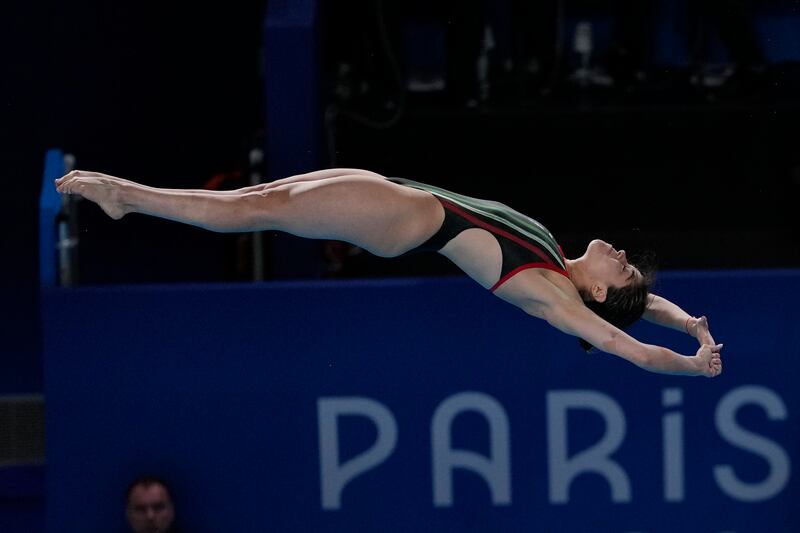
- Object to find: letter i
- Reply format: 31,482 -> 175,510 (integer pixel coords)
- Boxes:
662,388 -> 684,502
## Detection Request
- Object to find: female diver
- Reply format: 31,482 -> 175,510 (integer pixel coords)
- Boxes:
55,167 -> 723,377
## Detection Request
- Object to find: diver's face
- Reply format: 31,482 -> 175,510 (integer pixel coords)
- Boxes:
585,239 -> 639,289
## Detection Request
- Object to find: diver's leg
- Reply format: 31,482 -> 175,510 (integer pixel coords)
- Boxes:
56,171 -> 442,256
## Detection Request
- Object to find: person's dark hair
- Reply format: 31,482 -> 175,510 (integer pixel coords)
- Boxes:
125,475 -> 173,504
579,253 -> 657,352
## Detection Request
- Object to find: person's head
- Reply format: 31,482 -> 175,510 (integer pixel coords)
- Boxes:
573,239 -> 655,351
125,475 -> 176,533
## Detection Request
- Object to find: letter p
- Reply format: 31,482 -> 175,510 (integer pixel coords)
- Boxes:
318,397 -> 398,510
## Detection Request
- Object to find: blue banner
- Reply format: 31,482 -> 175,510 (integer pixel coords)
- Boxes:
42,271 -> 799,532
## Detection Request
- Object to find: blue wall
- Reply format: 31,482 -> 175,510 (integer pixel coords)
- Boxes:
42,271 -> 798,532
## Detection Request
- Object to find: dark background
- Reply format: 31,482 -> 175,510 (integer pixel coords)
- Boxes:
3,0 -> 800,393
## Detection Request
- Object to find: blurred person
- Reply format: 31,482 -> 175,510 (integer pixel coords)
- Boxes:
126,475 -> 176,533
56,168 -> 722,377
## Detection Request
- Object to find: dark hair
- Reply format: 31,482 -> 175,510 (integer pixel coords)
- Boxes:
579,254 -> 656,352
125,475 -> 173,504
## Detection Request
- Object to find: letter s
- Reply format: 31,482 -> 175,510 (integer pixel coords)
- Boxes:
714,385 -> 791,502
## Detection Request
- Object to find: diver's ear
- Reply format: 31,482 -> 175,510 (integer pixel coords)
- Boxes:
591,283 -> 607,303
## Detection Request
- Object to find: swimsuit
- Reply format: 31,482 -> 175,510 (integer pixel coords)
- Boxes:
388,177 -> 569,292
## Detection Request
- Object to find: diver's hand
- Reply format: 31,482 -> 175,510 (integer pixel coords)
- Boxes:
695,343 -> 723,377
688,316 -> 715,346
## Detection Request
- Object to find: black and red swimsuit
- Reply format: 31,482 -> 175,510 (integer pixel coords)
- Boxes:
389,177 -> 569,292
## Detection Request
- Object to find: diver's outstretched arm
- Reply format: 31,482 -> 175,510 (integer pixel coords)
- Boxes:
538,295 -> 722,377
643,293 -> 716,345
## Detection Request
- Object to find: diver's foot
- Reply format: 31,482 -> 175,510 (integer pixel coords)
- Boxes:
55,170 -> 130,220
